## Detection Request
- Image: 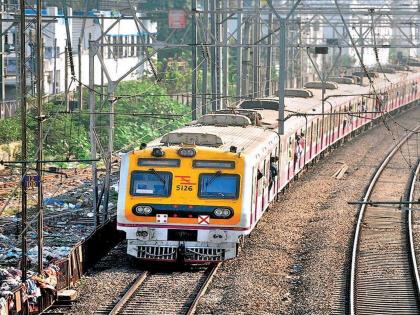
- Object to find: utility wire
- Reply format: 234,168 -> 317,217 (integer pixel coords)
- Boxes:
334,0 -> 419,170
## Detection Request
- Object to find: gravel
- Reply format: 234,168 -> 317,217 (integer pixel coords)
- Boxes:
196,106 -> 420,315
53,243 -> 141,315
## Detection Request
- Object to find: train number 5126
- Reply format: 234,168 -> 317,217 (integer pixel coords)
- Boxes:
176,185 -> 193,191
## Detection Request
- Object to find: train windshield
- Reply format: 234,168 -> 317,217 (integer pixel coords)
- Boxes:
199,173 -> 239,199
130,170 -> 172,197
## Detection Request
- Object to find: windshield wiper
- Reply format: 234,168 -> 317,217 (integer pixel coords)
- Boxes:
206,170 -> 222,187
148,168 -> 166,185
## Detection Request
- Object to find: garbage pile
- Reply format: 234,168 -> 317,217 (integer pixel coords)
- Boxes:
0,264 -> 59,314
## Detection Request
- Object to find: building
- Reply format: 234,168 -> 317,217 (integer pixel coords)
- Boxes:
2,4 -> 157,100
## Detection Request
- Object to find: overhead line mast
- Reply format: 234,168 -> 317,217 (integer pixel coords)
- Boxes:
19,0 -> 28,282
35,0 -> 44,274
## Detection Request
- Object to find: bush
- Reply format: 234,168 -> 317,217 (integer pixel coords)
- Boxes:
0,78 -> 190,162
0,116 -> 20,143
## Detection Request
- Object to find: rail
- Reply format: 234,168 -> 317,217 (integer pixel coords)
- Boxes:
407,159 -> 420,298
106,263 -> 220,315
186,263 -> 220,315
349,125 -> 420,315
108,271 -> 149,315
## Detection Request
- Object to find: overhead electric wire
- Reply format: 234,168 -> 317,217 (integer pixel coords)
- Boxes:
334,0 -> 419,170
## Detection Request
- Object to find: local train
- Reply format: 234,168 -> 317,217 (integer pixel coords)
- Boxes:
117,68 -> 420,263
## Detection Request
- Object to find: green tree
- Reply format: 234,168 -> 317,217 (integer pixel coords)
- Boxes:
112,79 -> 189,150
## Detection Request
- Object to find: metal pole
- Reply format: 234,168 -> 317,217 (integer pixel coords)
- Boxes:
192,0 -> 197,119
103,83 -> 115,220
222,0 -> 228,108
267,0 -> 302,135
0,0 -> 5,106
210,0 -> 217,112
242,20 -> 250,97
100,17 -> 104,106
236,0 -> 242,99
299,19 -> 303,88
253,0 -> 260,98
216,0 -> 221,110
53,38 -> 57,95
65,46 -> 69,111
321,53 -> 325,148
278,18 -> 286,135
29,30 -> 34,94
78,41 -> 82,110
201,0 -> 208,116
36,0 -> 44,274
265,12 -> 273,96
19,0 -> 28,282
89,39 -> 98,227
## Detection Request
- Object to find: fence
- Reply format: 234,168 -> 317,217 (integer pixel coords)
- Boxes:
0,100 -> 19,119
8,215 -> 124,314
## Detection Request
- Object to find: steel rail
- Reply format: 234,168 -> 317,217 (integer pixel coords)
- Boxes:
108,271 -> 149,315
407,159 -> 420,299
186,263 -> 221,315
349,125 -> 420,315
106,263 -> 220,315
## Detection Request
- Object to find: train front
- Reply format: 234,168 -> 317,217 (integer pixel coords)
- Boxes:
117,144 -> 245,263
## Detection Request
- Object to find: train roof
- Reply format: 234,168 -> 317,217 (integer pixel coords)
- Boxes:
148,124 -> 279,158
139,67 -> 419,157
246,68 -> 420,135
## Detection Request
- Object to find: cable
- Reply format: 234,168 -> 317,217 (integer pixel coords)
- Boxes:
370,8 -> 391,83
334,0 -> 419,170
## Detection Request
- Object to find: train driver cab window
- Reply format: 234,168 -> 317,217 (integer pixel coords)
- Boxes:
131,170 -> 172,197
198,173 -> 239,199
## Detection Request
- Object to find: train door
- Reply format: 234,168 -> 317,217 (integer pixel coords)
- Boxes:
317,118 -> 321,153
348,102 -> 354,132
250,166 -> 257,227
338,106 -> 342,138
308,121 -> 314,160
269,146 -> 279,199
329,109 -> 334,145
253,158 -> 264,226
280,136 -> 288,188
261,156 -> 271,215
331,109 -> 336,143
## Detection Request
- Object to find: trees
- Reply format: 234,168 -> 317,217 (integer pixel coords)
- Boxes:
0,79 -> 189,163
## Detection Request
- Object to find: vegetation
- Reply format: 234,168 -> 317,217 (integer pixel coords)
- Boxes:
0,79 -> 189,163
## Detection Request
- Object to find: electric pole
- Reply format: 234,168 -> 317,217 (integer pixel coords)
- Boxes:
36,0 -> 44,274
19,0 -> 28,282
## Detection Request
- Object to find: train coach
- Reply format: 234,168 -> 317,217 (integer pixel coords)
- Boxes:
117,69 -> 420,263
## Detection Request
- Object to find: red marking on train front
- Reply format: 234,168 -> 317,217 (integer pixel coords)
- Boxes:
198,215 -> 210,225
175,175 -> 196,185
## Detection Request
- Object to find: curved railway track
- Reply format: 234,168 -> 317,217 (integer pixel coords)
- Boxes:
349,126 -> 420,314
107,263 -> 220,315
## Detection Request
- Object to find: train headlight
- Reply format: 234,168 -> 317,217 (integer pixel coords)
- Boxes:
177,148 -> 196,157
213,207 -> 232,218
134,205 -> 153,216
152,147 -> 165,157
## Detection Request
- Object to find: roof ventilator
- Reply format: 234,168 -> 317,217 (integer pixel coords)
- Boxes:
284,88 -> 314,98
304,81 -> 339,90
161,132 -> 223,147
197,114 -> 251,127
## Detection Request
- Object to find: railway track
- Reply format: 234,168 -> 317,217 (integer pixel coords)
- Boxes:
349,126 -> 420,314
106,263 -> 220,315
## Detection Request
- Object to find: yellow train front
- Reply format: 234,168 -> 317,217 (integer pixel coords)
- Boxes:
117,146 -> 245,262
117,112 -> 280,263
